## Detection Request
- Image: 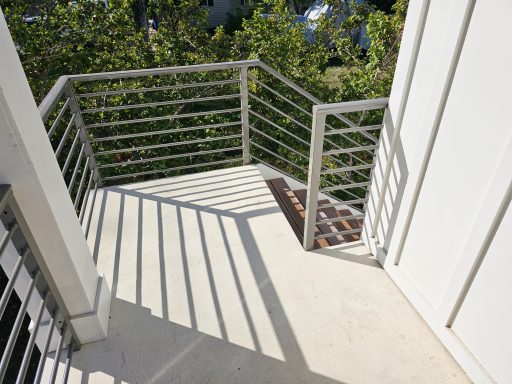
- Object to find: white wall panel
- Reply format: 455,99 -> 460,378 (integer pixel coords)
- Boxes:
363,0 -> 512,382
452,200 -> 512,383
399,0 -> 512,308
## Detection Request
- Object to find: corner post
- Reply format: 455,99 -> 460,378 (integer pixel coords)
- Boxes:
240,66 -> 250,165
303,108 -> 326,250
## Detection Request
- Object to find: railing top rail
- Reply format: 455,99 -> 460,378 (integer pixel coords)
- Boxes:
66,60 -> 262,82
313,97 -> 389,116
38,76 -> 70,122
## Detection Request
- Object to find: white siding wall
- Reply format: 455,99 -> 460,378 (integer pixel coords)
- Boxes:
205,0 -> 250,28
363,0 -> 512,383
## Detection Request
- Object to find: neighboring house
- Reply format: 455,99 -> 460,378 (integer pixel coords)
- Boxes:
301,0 -> 370,48
202,0 -> 250,28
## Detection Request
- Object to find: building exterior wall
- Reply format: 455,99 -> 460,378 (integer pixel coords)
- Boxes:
205,0 -> 250,28
363,0 -> 512,383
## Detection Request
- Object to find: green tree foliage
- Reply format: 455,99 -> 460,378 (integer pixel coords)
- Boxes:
0,0 -> 408,192
332,0 -> 408,100
1,0 -> 153,102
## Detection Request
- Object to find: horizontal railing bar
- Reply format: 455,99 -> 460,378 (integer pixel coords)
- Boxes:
320,180 -> 361,201
317,198 -> 368,208
0,272 -> 40,382
0,222 -> 19,260
47,98 -> 71,138
248,76 -> 377,154
248,154 -> 359,203
84,183 -> 98,239
38,76 -> 69,122
250,156 -> 306,185
314,98 -> 389,115
49,325 -> 67,383
16,292 -> 48,384
0,186 -> 12,212
61,131 -> 81,176
91,121 -> 241,142
81,94 -> 240,113
255,62 -> 379,141
249,92 -> 311,131
33,316 -> 56,384
79,171 -> 95,224
102,158 -> 243,181
74,158 -> 90,209
323,145 -> 379,156
248,109 -> 371,179
96,134 -> 242,156
247,75 -> 311,117
248,110 -> 310,146
67,144 -> 85,192
256,61 -> 327,109
325,124 -> 382,136
54,114 -> 76,158
99,146 -> 243,168
68,60 -> 261,82
250,142 -> 308,174
249,126 -> 309,161
86,108 -> 241,129
250,126 -> 363,181
77,79 -> 241,98
0,250 -> 28,319
316,213 -> 365,225
321,164 -> 374,175
321,181 -> 371,192
314,227 -> 363,239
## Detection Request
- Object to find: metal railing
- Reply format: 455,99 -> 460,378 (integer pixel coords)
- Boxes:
303,98 -> 389,250
38,60 -> 388,249
0,185 -> 79,384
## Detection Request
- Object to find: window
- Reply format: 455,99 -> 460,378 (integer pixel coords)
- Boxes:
201,0 -> 214,6
241,0 -> 249,4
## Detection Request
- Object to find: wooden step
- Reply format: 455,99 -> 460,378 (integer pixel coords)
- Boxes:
294,189 -> 363,243
265,178 -> 363,249
265,179 -> 329,249
293,189 -> 344,246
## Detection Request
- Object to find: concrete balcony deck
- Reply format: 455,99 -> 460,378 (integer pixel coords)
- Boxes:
48,165 -> 468,383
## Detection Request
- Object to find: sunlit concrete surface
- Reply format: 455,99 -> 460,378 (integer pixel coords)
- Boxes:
47,165 -> 468,383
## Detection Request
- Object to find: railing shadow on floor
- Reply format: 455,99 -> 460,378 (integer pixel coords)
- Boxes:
65,166 -> 349,384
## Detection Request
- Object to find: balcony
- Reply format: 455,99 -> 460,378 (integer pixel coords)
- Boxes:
3,0 -> 512,381
1,60 -> 463,383
18,163 -> 462,383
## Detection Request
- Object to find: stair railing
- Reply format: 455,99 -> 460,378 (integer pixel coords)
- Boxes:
39,60 -> 389,247
0,185 -> 79,384
303,98 -> 389,251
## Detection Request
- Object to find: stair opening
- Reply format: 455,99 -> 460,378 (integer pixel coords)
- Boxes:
265,178 -> 363,249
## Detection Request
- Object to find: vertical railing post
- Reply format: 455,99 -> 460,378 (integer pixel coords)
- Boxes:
240,66 -> 250,165
303,107 -> 326,250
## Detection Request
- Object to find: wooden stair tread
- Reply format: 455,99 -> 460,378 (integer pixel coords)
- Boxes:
336,208 -> 363,241
265,179 -> 328,249
294,189 -> 363,243
293,189 -> 344,246
265,178 -> 363,249
265,179 -> 303,241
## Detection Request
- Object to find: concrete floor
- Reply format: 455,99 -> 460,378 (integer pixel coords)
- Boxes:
50,165 -> 469,383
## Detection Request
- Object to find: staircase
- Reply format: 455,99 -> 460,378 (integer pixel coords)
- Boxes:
266,178 -> 363,249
